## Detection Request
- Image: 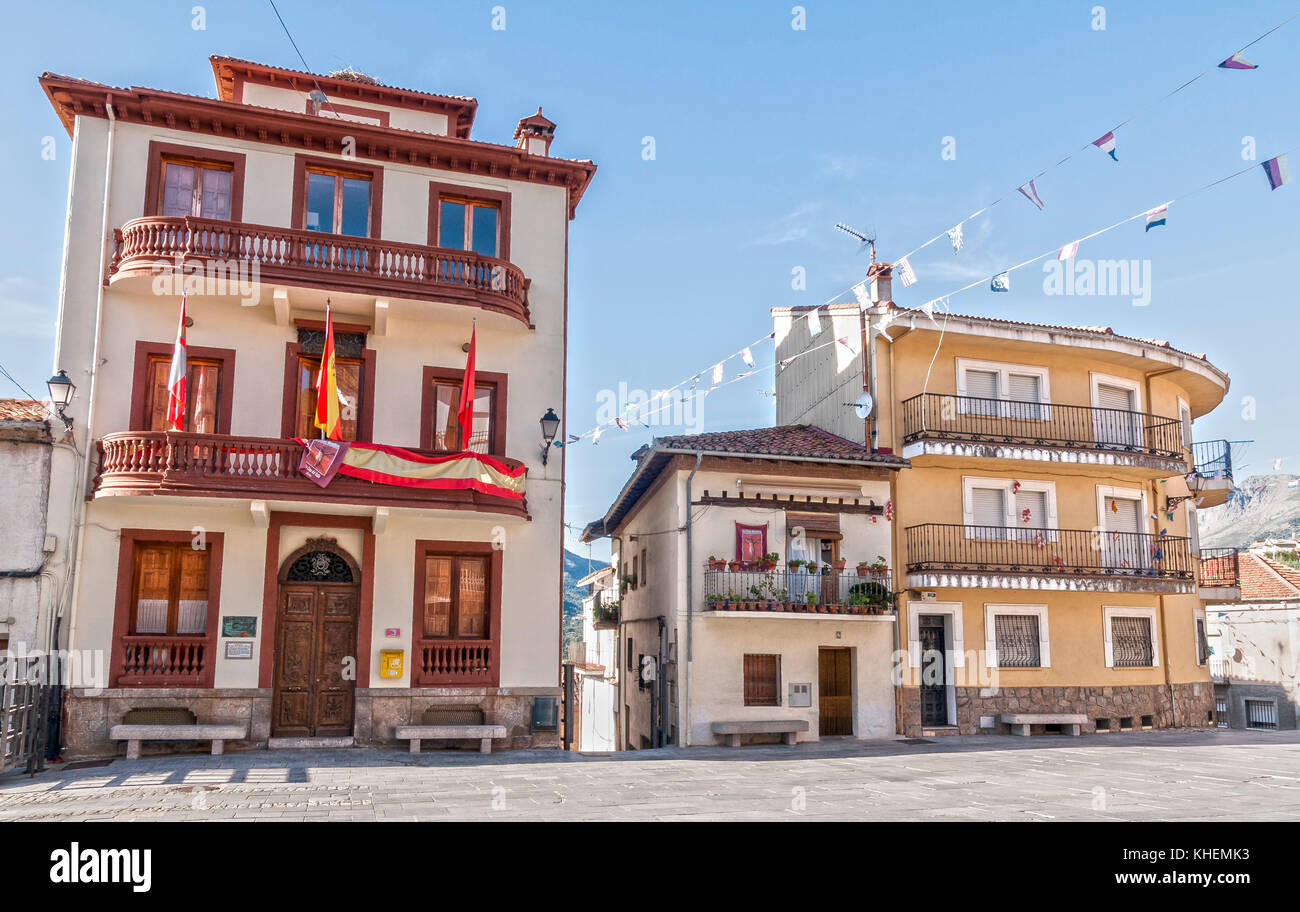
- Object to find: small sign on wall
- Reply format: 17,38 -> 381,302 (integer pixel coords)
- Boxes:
384,627 -> 401,638
222,616 -> 257,638
225,641 -> 254,660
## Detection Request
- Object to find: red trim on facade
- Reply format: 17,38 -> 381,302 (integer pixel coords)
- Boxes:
427,182 -> 512,262
142,140 -> 247,222
129,340 -> 236,435
109,529 -> 224,688
411,539 -> 503,686
418,365 -> 509,455
303,98 -> 391,127
258,512 -> 376,689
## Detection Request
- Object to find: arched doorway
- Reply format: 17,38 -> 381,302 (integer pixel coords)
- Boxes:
271,539 -> 361,737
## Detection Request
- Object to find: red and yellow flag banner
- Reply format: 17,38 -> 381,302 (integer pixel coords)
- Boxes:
314,303 -> 342,440
295,440 -> 526,499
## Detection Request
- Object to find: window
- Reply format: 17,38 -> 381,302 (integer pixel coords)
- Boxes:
129,541 -> 211,636
627,636 -> 635,672
144,142 -> 245,222
743,654 -> 780,706
955,358 -> 1051,418
1215,698 -> 1228,727
630,555 -> 639,591
1245,700 -> 1278,730
286,327 -> 371,442
1098,486 -> 1148,570
304,167 -> 373,236
420,553 -> 488,639
1178,398 -> 1193,449
962,477 -> 1057,540
420,367 -> 507,455
984,605 -> 1050,668
295,352 -> 364,441
640,548 -> 647,588
1104,607 -> 1158,668
142,354 -> 222,433
1091,372 -> 1143,448
1195,614 -> 1210,665
429,183 -> 510,260
735,523 -> 768,567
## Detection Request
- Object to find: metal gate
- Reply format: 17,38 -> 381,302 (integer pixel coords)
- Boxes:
0,658 -> 52,775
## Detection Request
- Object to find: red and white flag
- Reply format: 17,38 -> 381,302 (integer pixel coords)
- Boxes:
1057,240 -> 1079,260
1018,179 -> 1045,210
457,324 -> 477,451
165,296 -> 188,431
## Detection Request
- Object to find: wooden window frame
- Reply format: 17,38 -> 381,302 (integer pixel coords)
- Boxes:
109,529 -> 224,688
144,141 -> 247,221
418,365 -> 508,455
428,181 -> 511,260
412,539 -> 503,686
129,340 -> 236,434
291,153 -> 384,237
280,337 -> 377,443
743,654 -> 781,707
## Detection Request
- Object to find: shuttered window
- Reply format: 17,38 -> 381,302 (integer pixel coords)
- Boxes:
421,554 -> 488,639
1094,382 -> 1141,447
1015,489 -> 1047,528
743,654 -> 780,706
130,542 -> 210,636
994,614 -> 1041,667
1007,372 -> 1044,420
1110,615 -> 1154,667
1095,383 -> 1134,412
970,487 -> 1006,537
1104,496 -> 1141,533
965,369 -> 1000,415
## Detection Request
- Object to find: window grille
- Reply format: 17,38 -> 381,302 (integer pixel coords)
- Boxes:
1110,615 -> 1154,667
1245,700 -> 1278,730
994,614 -> 1041,667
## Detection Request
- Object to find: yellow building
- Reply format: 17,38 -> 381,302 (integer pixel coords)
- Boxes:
775,262 -> 1236,737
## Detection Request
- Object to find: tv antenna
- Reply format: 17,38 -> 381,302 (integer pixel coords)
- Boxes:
835,222 -> 876,262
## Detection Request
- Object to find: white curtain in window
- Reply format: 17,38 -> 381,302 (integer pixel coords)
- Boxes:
134,599 -> 168,635
176,599 -> 208,635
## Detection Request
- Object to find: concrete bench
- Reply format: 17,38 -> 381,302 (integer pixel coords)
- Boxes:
395,724 -> 508,754
999,713 -> 1087,736
110,723 -> 249,759
711,720 -> 809,747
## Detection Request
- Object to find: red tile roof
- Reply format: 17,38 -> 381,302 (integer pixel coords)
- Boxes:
651,424 -> 901,462
1239,552 -> 1300,600
0,399 -> 49,422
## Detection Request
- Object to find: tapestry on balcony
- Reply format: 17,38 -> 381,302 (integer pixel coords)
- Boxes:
294,439 -> 526,498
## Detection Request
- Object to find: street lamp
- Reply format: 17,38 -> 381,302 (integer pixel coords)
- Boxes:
539,408 -> 561,465
46,370 -> 75,429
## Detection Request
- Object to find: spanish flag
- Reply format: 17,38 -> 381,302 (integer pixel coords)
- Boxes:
314,303 -> 343,440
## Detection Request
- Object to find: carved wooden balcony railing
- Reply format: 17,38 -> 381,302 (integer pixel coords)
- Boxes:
94,431 -> 529,517
414,639 -> 497,686
110,215 -> 531,325
117,635 -> 209,687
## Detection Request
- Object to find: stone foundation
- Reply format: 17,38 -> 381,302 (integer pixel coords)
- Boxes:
900,682 -> 1214,737
63,686 -> 561,759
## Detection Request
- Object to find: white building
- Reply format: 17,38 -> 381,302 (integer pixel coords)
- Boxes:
0,400 -> 54,657
568,563 -> 618,751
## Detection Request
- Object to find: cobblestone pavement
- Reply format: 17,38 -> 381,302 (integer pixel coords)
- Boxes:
2,728 -> 1298,821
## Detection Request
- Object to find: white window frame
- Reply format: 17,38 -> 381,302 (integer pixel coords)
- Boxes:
983,603 -> 1050,668
1095,484 -> 1149,533
906,601 -> 964,668
1102,605 -> 1160,668
1089,371 -> 1143,411
1177,396 -> 1193,450
1193,607 -> 1208,666
955,358 -> 1052,417
962,476 -> 1059,540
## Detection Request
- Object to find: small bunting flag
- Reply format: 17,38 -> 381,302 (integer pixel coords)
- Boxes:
711,362 -> 724,384
1092,131 -> 1118,161
946,223 -> 964,253
740,347 -> 755,368
615,417 -> 628,431
896,256 -> 917,287
1145,203 -> 1169,231
1058,240 -> 1079,260
591,427 -> 602,444
1018,179 -> 1045,210
806,308 -> 822,336
990,271 -> 1010,292
852,280 -> 871,307
1261,154 -> 1290,190
1219,51 -> 1258,70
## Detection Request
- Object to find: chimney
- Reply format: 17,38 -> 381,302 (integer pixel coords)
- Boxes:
514,107 -> 557,156
867,261 -> 893,307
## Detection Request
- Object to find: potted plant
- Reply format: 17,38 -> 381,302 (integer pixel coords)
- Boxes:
805,591 -> 819,609
856,560 -> 871,577
760,552 -> 780,571
869,555 -> 889,579
727,559 -> 742,573
707,555 -> 725,571
833,557 -> 847,572
787,558 -> 804,573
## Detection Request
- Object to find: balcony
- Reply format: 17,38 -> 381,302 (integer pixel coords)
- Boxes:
1189,439 -> 1235,508
904,524 -> 1195,593
414,639 -> 496,686
109,215 -> 531,326
702,567 -> 895,617
1199,547 -> 1241,603
116,635 -> 211,687
94,431 -> 528,518
564,641 -> 606,671
900,393 -> 1187,474
591,600 -> 620,629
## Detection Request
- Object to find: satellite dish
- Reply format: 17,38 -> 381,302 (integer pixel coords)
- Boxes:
308,89 -> 329,104
853,391 -> 874,419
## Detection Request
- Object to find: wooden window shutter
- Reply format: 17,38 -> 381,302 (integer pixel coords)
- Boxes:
743,654 -> 779,706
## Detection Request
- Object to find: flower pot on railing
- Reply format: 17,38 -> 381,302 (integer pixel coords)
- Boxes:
727,560 -> 742,572
708,558 -> 726,571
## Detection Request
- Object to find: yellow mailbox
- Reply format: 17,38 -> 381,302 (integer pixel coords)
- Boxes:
379,649 -> 404,679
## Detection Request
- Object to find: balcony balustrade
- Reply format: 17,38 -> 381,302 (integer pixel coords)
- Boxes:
703,567 -> 894,615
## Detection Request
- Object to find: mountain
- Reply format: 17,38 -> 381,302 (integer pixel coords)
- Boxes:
562,548 -> 610,645
1198,474 -> 1300,548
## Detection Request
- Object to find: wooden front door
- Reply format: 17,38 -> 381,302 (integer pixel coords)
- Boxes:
272,581 -> 359,737
818,647 -> 853,736
918,615 -> 949,727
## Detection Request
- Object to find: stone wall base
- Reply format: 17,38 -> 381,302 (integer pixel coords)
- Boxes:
900,682 -> 1214,738
62,686 -> 561,759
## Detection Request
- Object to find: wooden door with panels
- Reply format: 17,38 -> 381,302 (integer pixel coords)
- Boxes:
818,647 -> 853,736
272,542 -> 361,737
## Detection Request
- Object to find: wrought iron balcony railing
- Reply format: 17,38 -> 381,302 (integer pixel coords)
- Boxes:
703,567 -> 894,615
905,524 -> 1195,580
1198,547 -> 1240,588
900,393 -> 1185,459
1191,439 -> 1233,480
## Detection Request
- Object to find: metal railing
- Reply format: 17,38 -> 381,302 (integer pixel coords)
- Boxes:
1199,547 -> 1240,588
900,393 -> 1185,458
905,524 -> 1195,580
1191,439 -> 1233,480
0,657 -> 52,774
564,641 -> 605,667
703,567 -> 894,614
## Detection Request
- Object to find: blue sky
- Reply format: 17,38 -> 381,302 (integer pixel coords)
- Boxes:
1,1 -> 1296,562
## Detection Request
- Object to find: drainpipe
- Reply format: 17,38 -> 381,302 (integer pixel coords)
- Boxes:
1142,370 -> 1179,725
682,451 -> 703,747
64,98 -> 117,666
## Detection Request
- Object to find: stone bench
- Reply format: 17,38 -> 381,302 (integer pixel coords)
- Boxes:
109,724 -> 249,759
711,720 -> 809,747
999,713 -> 1088,736
395,724 -> 509,754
